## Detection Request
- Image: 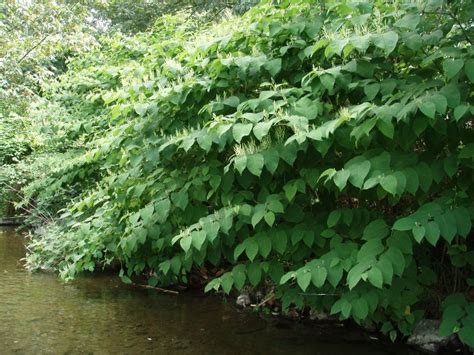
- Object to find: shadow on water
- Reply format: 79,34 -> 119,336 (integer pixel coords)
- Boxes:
0,227 -> 420,354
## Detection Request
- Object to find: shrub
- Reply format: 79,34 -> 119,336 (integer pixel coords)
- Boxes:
24,0 -> 473,345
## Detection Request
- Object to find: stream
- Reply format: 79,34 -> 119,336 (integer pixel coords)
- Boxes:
0,227 -> 420,354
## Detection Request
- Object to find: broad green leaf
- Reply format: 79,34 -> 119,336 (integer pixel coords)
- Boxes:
191,230 -> 207,251
265,58 -> 282,77
425,221 -> 440,246
384,247 -> 406,276
221,272 -> 233,294
363,219 -> 389,240
419,101 -> 436,119
311,266 -> 327,288
171,189 -> 188,211
380,175 -> 398,195
245,238 -> 259,261
256,232 -> 272,258
412,224 -> 426,243
320,74 -> 335,90
232,265 -> 247,291
180,236 -> 192,253
264,211 -> 275,227
367,267 -> 383,289
297,270 -> 312,291
465,59 -> 474,83
233,123 -> 253,143
393,217 -> 415,231
273,230 -> 288,255
345,156 -> 371,189
247,261 -> 262,286
327,210 -> 342,228
253,121 -> 272,141
443,59 -> 463,80
372,31 -> 399,55
364,83 -> 380,100
247,153 -> 264,176
334,169 -> 350,190
352,298 -> 369,320
134,103 -> 149,116
357,239 -> 384,262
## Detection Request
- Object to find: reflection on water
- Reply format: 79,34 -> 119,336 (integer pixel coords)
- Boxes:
0,227 -> 418,354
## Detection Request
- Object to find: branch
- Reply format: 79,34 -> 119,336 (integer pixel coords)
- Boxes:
18,33 -> 50,63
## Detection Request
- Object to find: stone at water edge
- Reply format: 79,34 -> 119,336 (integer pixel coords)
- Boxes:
236,294 -> 251,308
407,319 -> 455,353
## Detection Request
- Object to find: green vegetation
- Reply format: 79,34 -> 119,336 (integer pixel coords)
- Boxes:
1,0 -> 473,347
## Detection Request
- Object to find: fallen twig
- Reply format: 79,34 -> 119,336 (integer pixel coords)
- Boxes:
132,283 -> 179,295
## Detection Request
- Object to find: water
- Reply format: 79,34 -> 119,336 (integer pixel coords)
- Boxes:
0,227 -> 419,354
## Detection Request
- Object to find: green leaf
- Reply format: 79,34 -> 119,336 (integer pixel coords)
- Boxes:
232,123 -> 253,143
134,103 -> 149,116
140,204 -> 154,224
443,59 -> 464,80
171,189 -> 188,211
384,247 -> 405,276
454,105 -> 469,121
273,230 -> 288,255
357,239 -> 384,262
245,238 -> 259,261
219,273 -> 233,295
412,224 -> 426,243
380,175 -> 398,195
232,265 -> 247,291
251,205 -> 265,227
372,31 -> 399,55
253,121 -> 272,141
465,59 -> 474,83
419,101 -> 436,119
267,200 -> 284,213
155,198 -> 171,223
263,148 -> 280,174
459,323 -> 474,348
256,232 -> 272,258
345,156 -> 371,189
416,162 -> 433,192
191,230 -> 207,251
320,74 -> 335,90
454,207 -> 472,238
234,155 -> 247,174
425,221 -> 440,246
333,169 -> 350,190
265,58 -> 282,77
368,267 -> 383,289
180,236 -> 192,253
352,298 -> 369,320
364,83 -> 380,100
247,153 -> 265,177
350,35 -> 371,53
394,13 -> 420,30
347,262 -> 370,289
327,210 -> 342,228
297,270 -> 312,291
264,211 -> 275,227
363,219 -> 389,240
393,217 -> 415,231
247,261 -> 262,286
311,266 -> 327,288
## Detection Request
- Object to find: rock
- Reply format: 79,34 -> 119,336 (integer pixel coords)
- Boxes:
407,319 -> 454,353
236,294 -> 251,308
309,309 -> 331,321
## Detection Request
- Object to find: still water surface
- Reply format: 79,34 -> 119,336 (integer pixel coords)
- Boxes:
0,227 -> 419,354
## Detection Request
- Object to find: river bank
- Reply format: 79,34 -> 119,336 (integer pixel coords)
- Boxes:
0,226 -> 424,354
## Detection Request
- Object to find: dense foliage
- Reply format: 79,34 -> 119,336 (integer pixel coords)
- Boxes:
2,0 -> 474,347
